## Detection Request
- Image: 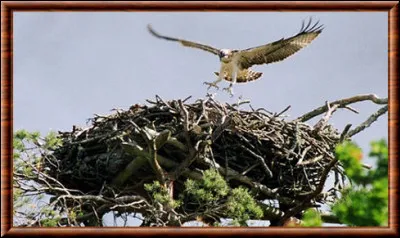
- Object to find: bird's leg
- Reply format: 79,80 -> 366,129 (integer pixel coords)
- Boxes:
204,78 -> 222,90
204,71 -> 224,90
223,83 -> 234,97
223,68 -> 237,97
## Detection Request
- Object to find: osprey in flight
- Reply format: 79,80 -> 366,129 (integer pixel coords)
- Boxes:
147,18 -> 323,96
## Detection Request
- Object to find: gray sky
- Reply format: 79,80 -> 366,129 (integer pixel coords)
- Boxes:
13,11 -> 388,226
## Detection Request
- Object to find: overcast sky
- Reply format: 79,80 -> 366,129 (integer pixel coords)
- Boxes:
13,11 -> 388,226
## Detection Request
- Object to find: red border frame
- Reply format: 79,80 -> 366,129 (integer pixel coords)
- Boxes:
1,1 -> 398,236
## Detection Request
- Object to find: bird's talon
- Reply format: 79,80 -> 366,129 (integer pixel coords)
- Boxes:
204,82 -> 219,90
223,86 -> 234,97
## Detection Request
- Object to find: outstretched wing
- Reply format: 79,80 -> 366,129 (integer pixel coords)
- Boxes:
236,18 -> 324,70
147,24 -> 220,56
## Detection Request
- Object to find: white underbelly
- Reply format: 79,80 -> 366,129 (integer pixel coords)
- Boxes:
220,62 -> 236,78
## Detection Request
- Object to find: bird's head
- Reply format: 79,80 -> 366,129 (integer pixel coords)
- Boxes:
218,49 -> 236,63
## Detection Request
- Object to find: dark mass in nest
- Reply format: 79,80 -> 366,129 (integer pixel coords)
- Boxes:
47,95 -> 345,208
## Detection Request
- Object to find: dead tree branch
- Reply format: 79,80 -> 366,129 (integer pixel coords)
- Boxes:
347,105 -> 388,138
297,94 -> 387,122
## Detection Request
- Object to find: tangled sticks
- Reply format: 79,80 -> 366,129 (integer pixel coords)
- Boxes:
47,94 -> 387,224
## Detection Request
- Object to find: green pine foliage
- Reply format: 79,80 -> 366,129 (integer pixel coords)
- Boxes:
13,130 -> 63,226
144,181 -> 182,209
226,187 -> 264,226
183,169 -> 263,226
183,169 -> 229,204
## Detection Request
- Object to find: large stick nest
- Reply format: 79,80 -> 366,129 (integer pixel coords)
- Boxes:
48,95 -> 344,207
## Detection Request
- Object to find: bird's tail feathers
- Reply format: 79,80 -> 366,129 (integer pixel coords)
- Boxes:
214,69 -> 263,83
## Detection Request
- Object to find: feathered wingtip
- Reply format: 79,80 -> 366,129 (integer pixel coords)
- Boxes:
146,24 -> 181,43
147,24 -> 159,37
298,17 -> 324,34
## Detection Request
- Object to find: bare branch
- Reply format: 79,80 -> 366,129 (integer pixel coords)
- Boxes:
274,105 -> 291,118
339,124 -> 352,142
297,94 -> 387,122
347,105 -> 388,138
313,102 -> 339,131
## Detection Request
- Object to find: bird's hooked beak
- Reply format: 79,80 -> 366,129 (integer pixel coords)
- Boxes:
219,49 -> 233,62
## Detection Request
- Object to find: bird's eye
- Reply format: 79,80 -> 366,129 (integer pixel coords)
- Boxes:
219,51 -> 227,58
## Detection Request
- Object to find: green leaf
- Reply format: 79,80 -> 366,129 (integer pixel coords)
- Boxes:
335,141 -> 366,184
332,139 -> 388,226
301,209 -> 322,227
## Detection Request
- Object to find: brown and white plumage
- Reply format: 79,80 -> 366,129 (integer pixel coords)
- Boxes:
147,25 -> 220,55
214,69 -> 263,83
147,18 -> 323,95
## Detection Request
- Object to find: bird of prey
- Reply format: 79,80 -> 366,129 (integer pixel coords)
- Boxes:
147,18 -> 323,96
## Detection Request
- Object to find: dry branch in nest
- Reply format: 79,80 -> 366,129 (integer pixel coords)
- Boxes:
42,94 -> 387,226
